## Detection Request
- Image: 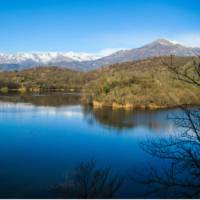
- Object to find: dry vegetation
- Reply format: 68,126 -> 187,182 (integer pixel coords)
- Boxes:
82,56 -> 200,109
0,56 -> 199,109
0,67 -> 86,92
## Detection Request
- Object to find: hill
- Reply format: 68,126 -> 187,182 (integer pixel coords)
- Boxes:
82,56 -> 200,109
0,67 -> 86,92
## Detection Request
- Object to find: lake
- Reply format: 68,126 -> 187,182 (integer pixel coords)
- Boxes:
0,93 -> 184,198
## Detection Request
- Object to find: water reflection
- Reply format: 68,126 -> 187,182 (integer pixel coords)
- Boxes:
0,93 -> 176,132
0,92 -> 80,107
0,93 -> 184,198
83,106 -> 175,132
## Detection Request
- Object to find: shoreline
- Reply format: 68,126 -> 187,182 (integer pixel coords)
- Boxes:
91,100 -> 199,111
0,91 -> 199,111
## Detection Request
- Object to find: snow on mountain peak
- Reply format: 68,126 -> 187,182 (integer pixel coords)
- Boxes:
0,52 -> 96,64
168,40 -> 179,45
0,49 -> 121,64
152,39 -> 180,46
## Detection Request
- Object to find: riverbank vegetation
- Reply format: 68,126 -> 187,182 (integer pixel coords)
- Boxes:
0,56 -> 199,109
82,56 -> 200,109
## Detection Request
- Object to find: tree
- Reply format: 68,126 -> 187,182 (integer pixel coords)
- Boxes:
133,56 -> 200,198
55,159 -> 124,199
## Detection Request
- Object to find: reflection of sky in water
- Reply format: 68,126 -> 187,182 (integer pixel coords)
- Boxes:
0,100 -> 184,198
0,102 -> 83,117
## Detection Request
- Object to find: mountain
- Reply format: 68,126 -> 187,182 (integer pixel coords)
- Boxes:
0,52 -> 99,63
0,39 -> 200,71
86,39 -> 200,69
0,52 -> 98,71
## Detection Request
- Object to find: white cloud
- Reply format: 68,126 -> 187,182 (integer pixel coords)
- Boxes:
173,33 -> 200,47
96,48 -> 127,57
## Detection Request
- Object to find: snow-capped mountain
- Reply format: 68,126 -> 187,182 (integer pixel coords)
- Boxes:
92,39 -> 200,66
0,39 -> 200,71
0,52 -> 98,64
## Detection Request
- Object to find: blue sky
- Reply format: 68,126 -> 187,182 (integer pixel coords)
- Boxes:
0,0 -> 200,53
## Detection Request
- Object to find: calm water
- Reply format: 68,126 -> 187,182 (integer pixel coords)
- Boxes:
0,93 -> 183,198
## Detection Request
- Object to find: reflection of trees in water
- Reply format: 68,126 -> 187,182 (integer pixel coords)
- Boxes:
55,159 -> 123,199
0,92 -> 81,107
0,93 -> 177,132
83,106 -> 173,131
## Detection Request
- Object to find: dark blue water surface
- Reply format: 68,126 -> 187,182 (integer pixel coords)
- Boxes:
0,93 -> 182,198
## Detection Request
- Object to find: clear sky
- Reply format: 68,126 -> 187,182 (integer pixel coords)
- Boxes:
0,0 -> 200,53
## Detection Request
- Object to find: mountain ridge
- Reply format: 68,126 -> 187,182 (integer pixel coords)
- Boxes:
0,39 -> 200,71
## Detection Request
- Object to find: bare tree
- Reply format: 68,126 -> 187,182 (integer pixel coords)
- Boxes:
161,55 -> 200,87
55,159 -> 124,199
132,56 -> 200,198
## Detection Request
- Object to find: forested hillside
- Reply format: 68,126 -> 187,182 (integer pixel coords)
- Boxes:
82,56 -> 200,109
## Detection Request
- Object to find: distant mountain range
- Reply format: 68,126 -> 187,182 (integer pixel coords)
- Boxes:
0,39 -> 200,71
